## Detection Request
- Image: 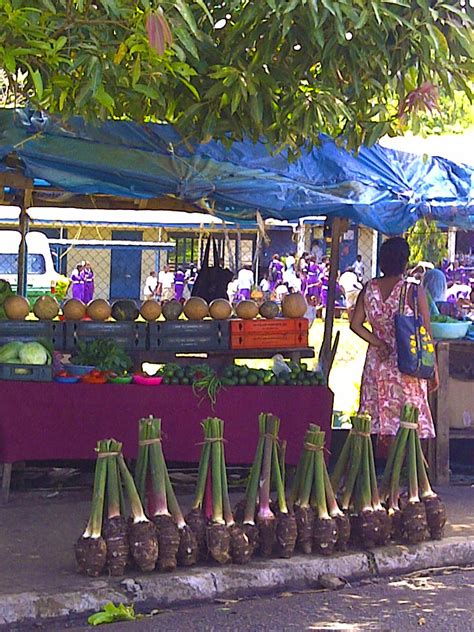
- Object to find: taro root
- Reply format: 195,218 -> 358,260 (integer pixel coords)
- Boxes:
401,501 -> 428,544
311,431 -> 338,556
294,505 -> 314,554
207,522 -> 231,564
103,516 -> 129,576
334,512 -> 351,551
185,508 -> 208,561
423,495 -> 447,540
229,524 -> 253,565
74,440 -> 108,577
135,416 -> 198,570
117,454 -> 158,571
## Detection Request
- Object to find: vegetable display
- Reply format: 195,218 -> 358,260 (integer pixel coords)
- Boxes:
381,404 -> 446,544
331,415 -> 390,548
0,340 -> 52,365
71,339 -> 133,373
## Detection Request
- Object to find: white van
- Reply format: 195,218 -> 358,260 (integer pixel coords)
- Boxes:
0,230 -> 62,299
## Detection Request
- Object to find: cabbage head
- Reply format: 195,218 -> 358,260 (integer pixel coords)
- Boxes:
19,342 -> 50,365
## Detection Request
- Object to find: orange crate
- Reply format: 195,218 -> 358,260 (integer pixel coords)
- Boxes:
230,318 -> 308,336
230,329 -> 308,350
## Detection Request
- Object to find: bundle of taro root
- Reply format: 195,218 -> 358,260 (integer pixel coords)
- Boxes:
134,415 -> 198,571
75,439 -> 158,577
185,417 -> 253,564
380,404 -> 446,544
290,424 -> 350,555
331,415 -> 391,548
234,413 -> 298,559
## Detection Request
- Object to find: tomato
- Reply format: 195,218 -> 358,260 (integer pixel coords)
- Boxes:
90,369 -> 102,378
57,370 -> 70,377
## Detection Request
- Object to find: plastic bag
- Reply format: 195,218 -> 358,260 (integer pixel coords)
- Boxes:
272,354 -> 291,376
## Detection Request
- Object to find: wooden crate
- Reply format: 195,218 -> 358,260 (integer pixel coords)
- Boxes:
64,321 -> 147,352
0,363 -> 52,382
230,318 -> 309,350
0,320 -> 64,349
149,320 -> 230,352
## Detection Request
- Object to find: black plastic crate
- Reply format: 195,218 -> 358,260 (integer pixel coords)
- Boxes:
0,363 -> 53,381
0,320 -> 64,350
63,321 -> 147,352
149,320 -> 230,352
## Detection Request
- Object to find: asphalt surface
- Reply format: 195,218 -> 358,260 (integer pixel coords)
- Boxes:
7,567 -> 473,631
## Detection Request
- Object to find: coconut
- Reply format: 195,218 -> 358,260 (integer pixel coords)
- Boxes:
259,300 -> 280,319
86,299 -> 112,321
62,298 -> 87,321
235,300 -> 259,319
3,295 -> 30,320
281,293 -> 307,318
140,300 -> 162,321
183,296 -> 209,320
161,299 -> 183,321
209,298 -> 233,320
33,295 -> 59,320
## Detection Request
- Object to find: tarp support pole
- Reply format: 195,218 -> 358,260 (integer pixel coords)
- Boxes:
318,217 -> 348,379
17,189 -> 33,297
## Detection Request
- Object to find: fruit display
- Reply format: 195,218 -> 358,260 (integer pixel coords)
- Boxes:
259,300 -> 280,319
111,299 -> 140,322
281,292 -> 307,318
62,298 -> 87,320
86,299 -> 112,321
139,300 -> 162,321
235,300 -> 259,319
209,298 -> 232,320
380,404 -> 446,543
33,295 -> 60,320
221,362 -> 325,386
183,296 -> 209,320
3,295 -> 30,320
161,299 -> 183,320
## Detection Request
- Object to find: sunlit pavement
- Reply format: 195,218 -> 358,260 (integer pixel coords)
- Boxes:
48,568 -> 474,631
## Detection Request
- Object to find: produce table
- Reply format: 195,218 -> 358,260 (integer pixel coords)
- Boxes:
0,382 -> 333,503
431,339 -> 474,484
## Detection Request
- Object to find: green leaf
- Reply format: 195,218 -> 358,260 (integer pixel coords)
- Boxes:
179,77 -> 200,100
193,0 -> 213,24
88,602 -> 136,626
426,24 -> 449,58
175,0 -> 200,38
230,88 -> 242,114
132,54 -> 141,85
31,69 -> 44,99
175,27 -> 200,59
95,85 -> 115,112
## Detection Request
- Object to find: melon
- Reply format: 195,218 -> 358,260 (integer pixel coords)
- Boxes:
86,298 -> 112,321
62,298 -> 86,321
235,300 -> 259,320
4,295 -> 30,320
161,299 -> 183,321
209,298 -> 232,320
259,300 -> 280,319
281,292 -> 307,318
111,299 -> 139,322
184,296 -> 209,320
33,295 -> 60,320
140,300 -> 162,321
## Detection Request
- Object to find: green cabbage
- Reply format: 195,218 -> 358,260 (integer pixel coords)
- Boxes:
18,342 -> 50,365
0,341 -> 23,362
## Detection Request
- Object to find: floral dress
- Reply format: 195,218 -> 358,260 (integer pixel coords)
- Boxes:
359,279 -> 435,438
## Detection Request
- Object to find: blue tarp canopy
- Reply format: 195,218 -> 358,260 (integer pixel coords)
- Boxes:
0,108 -> 472,235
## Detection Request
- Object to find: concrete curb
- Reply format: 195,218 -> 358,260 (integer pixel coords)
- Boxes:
1,536 -> 474,627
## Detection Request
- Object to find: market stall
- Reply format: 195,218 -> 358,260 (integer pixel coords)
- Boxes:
431,339 -> 474,484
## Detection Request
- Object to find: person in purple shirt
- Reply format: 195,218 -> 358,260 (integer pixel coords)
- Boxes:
268,254 -> 284,292
82,261 -> 95,304
305,255 -> 320,300
174,267 -> 185,302
70,263 -> 84,301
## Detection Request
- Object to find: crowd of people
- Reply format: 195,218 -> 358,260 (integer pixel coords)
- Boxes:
143,264 -> 198,302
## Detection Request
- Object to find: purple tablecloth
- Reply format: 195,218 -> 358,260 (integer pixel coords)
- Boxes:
0,383 -> 333,465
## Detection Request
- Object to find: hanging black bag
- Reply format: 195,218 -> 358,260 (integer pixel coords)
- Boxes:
191,236 -> 233,302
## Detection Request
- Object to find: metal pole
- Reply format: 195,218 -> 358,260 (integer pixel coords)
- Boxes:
318,217 -> 348,379
17,189 -> 33,297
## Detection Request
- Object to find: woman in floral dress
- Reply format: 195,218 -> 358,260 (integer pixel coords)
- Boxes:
351,237 -> 438,439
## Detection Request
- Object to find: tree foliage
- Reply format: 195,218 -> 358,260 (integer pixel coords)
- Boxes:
407,218 -> 448,266
0,0 -> 472,153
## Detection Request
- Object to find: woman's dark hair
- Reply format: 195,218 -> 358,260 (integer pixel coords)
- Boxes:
379,237 -> 410,277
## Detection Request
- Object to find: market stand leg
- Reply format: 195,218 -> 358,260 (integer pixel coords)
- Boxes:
1,462 -> 12,504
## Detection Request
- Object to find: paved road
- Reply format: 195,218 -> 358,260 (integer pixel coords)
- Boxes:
12,567 -> 473,632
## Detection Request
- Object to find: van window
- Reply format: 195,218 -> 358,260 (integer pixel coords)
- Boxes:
0,254 -> 46,275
